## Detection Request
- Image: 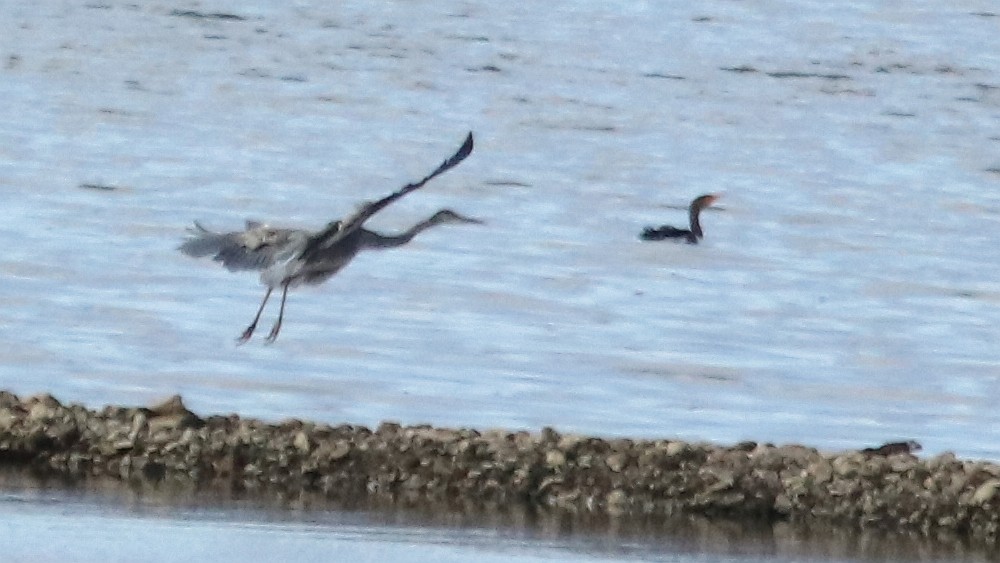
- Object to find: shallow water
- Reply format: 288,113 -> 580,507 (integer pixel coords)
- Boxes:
1,474 -> 994,563
1,1 -> 999,560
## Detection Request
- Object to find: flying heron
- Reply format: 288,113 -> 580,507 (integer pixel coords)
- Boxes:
179,132 -> 478,343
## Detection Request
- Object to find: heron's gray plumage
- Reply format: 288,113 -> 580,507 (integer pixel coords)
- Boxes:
179,222 -> 308,273
178,132 -> 477,343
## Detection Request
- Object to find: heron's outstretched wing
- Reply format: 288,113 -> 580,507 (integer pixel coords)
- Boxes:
300,132 -> 474,260
179,222 -> 308,272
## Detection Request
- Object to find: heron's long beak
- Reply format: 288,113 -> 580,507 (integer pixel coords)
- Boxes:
456,214 -> 485,225
443,210 -> 485,225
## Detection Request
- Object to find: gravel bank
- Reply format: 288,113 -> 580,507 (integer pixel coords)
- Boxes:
1,391 -> 997,545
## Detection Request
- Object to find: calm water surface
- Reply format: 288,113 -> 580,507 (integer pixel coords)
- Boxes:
1,474 -> 993,563
1,1 -> 999,560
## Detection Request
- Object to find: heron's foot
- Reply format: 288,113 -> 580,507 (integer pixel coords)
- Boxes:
264,322 -> 282,344
237,324 -> 257,345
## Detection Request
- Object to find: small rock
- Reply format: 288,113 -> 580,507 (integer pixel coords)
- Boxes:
0,390 -> 20,408
27,402 -> 56,422
328,441 -> 351,460
377,421 -> 402,435
971,479 -> 1000,506
545,449 -> 566,468
702,467 -> 735,493
665,442 -> 687,456
606,453 -> 627,472
128,412 -> 147,441
148,395 -> 187,417
540,427 -> 561,443
112,438 -> 135,452
27,393 -> 61,409
293,431 -> 312,454
556,433 -> 585,451
148,413 -> 199,434
831,454 -> 861,477
0,408 -> 20,430
808,460 -> 833,484
925,452 -> 958,472
889,456 -> 917,473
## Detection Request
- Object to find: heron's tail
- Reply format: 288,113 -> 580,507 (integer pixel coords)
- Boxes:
178,222 -> 227,258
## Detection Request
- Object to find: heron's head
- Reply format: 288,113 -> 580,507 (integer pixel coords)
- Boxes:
430,209 -> 485,225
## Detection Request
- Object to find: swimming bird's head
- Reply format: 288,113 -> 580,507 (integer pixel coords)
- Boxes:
691,193 -> 721,211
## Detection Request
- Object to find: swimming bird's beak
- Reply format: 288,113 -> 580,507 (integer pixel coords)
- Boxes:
697,193 -> 721,209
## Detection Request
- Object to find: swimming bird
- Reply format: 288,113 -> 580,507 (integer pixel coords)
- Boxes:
639,193 -> 720,243
179,132 -> 478,343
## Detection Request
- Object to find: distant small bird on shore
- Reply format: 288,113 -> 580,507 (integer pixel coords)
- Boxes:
861,440 -> 921,457
640,193 -> 720,244
179,132 -> 478,343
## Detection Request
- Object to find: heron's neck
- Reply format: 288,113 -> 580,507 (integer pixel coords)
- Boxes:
365,217 -> 441,249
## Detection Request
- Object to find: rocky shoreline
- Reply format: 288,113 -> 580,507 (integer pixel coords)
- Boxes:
1,391 -> 998,546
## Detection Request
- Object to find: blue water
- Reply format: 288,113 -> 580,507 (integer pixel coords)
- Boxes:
1,1 -> 998,560
0,478 -> 984,563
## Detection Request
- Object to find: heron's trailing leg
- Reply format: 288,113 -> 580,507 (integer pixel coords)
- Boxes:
265,282 -> 290,343
238,287 -> 272,344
